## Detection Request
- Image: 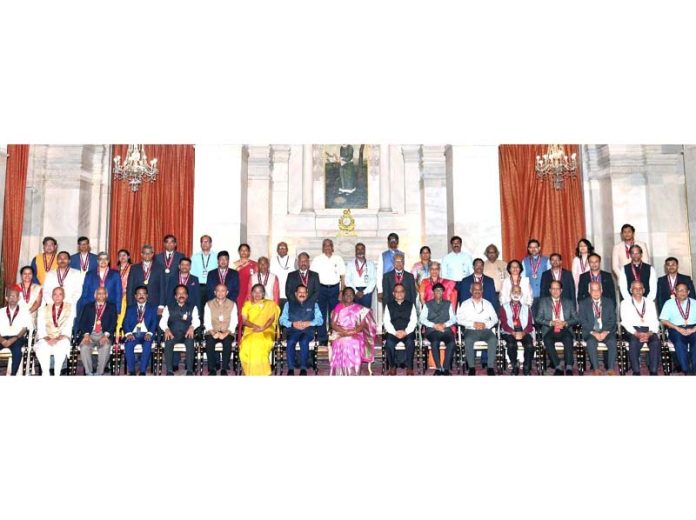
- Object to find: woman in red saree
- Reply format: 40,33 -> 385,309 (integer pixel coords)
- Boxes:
329,287 -> 377,375
233,243 -> 258,333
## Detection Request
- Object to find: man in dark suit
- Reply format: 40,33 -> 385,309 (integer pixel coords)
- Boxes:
457,257 -> 499,311
535,280 -> 579,375
122,285 -> 159,376
540,253 -> 576,304
578,281 -> 618,374
577,253 -> 616,305
381,253 -> 417,307
656,256 -> 696,313
285,252 -> 320,306
127,244 -> 165,310
77,287 -> 117,375
205,250 -> 240,302
78,252 -> 122,316
69,236 -> 98,275
155,234 -> 185,302
165,257 -> 200,309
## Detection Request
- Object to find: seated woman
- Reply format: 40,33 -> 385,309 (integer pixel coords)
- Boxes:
329,287 -> 377,376
239,283 -> 279,376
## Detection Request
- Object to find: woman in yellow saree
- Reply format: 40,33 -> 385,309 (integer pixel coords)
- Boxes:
239,283 -> 280,375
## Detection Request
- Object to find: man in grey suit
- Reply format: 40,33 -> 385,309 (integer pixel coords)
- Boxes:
535,280 -> 578,375
578,281 -> 618,375
381,254 -> 418,307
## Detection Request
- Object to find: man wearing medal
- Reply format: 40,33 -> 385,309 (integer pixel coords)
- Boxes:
69,236 -> 98,277
659,282 -> 696,375
190,234 -> 217,315
122,285 -> 159,375
78,252 -> 122,317
42,251 -> 83,307
30,236 -> 59,285
618,245 -> 657,302
165,257 -> 200,307
34,287 -> 75,376
270,241 -> 296,310
578,281 -> 618,375
77,287 -> 117,375
522,239 -> 550,303
160,285 -> 200,376
612,223 -> 650,279
345,242 -> 376,308
577,253 -> 616,305
0,288 -> 32,376
206,250 -> 241,303
540,253 -> 576,304
155,234 -> 185,300
127,244 -> 166,310
285,252 -> 320,306
620,280 -> 661,375
376,233 -> 404,303
534,280 -> 579,375
656,257 -> 696,314
383,254 -> 418,308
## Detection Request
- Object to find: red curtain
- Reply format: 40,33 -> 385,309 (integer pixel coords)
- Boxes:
2,144 -> 30,286
499,144 -> 585,265
109,145 -> 195,263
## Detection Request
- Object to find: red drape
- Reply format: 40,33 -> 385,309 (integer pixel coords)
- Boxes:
109,145 -> 195,263
499,144 -> 585,265
2,144 -> 30,287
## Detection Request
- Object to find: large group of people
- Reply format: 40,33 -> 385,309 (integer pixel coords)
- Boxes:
1,223 -> 695,377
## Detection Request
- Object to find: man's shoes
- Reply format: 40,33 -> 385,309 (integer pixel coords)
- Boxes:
523,367 -> 531,376
565,368 -> 573,376
186,370 -> 193,376
554,368 -> 564,376
433,370 -> 441,376
481,363 -> 488,370
166,371 -> 174,376
173,366 -> 179,372
512,364 -> 520,376
632,371 -> 641,376
388,368 -> 397,376
443,370 -> 451,376
649,371 -> 658,376
128,371 -> 135,376
208,370 -> 217,376
139,372 -> 146,376
468,367 -> 476,376
220,370 -> 228,376
406,368 -> 414,376
487,368 -> 495,376
300,369 -> 308,376
287,369 -> 294,376
606,369 -> 616,376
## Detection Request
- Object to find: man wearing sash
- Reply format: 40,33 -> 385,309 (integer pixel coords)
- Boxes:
285,252 -> 320,306
270,242 -> 295,310
577,253 -> 616,305
612,223 -> 650,279
206,250 -> 240,303
656,257 -> 696,313
618,245 -> 657,302
345,242 -> 376,308
155,234 -> 184,301
659,282 -> 696,375
160,285 -> 200,375
123,285 -> 159,376
78,252 -> 122,316
31,236 -> 58,284
190,235 -> 217,314
522,239 -> 551,301
383,254 -> 418,308
43,251 -> 83,306
578,281 -> 618,375
499,285 -> 535,376
441,235 -> 474,283
457,258 -> 498,311
279,285 -> 323,375
127,244 -> 165,311
376,233 -> 404,303
34,287 -> 75,376
165,257 -> 200,308
540,253 -> 576,303
203,283 -> 238,376
0,288 -> 31,375
77,287 -> 117,375
457,281 -> 499,376
621,280 -> 660,375
534,280 -> 579,375
69,236 -> 98,276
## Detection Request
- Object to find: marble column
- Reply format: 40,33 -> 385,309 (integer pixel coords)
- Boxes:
243,145 -> 273,258
421,145 -> 450,260
682,145 -> 696,278
379,144 -> 392,211
301,144 -> 314,212
400,145 -> 423,259
270,145 -> 291,253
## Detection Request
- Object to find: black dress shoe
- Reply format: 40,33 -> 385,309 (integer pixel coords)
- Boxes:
486,368 -> 495,376
523,367 -> 531,376
220,370 -> 228,376
186,370 -> 193,376
554,368 -> 564,376
632,371 -> 641,376
443,370 -> 451,376
128,372 -> 136,376
300,369 -> 307,376
468,367 -> 476,376
139,372 -> 146,376
208,370 -> 217,376
166,371 -> 174,376
173,366 -> 179,372
565,368 -> 573,376
433,370 -> 441,376
649,371 -> 658,376
287,369 -> 295,376
481,363 -> 488,370
512,365 -> 520,376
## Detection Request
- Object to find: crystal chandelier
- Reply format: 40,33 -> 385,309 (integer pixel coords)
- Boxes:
113,144 -> 158,192
535,144 -> 577,190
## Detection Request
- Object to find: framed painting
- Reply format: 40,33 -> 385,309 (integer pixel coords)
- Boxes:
324,144 -> 369,208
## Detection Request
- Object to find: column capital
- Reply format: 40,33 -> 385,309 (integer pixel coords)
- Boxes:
421,145 -> 448,178
270,144 -> 291,164
401,145 -> 422,165
245,145 -> 271,179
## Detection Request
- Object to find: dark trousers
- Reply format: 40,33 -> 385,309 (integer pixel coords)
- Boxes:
164,336 -> 195,374
543,328 -> 574,369
503,333 -> 534,370
286,327 -> 314,370
585,332 -> 617,370
205,334 -> 232,373
628,333 -> 660,374
668,328 -> 696,374
1,335 -> 26,375
124,333 -> 153,374
384,332 -> 416,369
317,284 -> 339,342
424,328 -> 455,370
199,284 -> 207,317
354,288 -> 373,308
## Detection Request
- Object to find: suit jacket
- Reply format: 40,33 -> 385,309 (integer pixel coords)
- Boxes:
77,302 -> 117,337
122,302 -> 159,336
578,296 -> 617,339
540,269 -> 576,304
206,268 -> 240,302
457,274 -> 499,311
155,251 -> 185,298
69,252 -> 98,275
656,273 -> 696,314
165,274 -> 200,308
534,296 -> 578,336
382,271 -> 418,307
577,270 -> 616,305
285,270 -> 320,305
78,269 -> 123,316
127,262 -> 166,307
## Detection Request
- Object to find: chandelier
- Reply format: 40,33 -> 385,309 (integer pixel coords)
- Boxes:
535,144 -> 577,190
113,144 -> 158,192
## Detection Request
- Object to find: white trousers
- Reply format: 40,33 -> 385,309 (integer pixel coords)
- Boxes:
34,338 -> 71,376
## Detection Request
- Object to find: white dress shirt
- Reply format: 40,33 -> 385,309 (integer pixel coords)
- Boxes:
43,268 -> 84,306
270,254 -> 295,297
159,305 -> 201,331
440,251 -> 474,282
310,253 -> 346,285
0,305 -> 32,336
376,250 -> 405,293
499,276 -> 534,307
612,240 -> 650,278
618,263 -> 657,301
129,303 -> 150,334
419,303 -> 457,328
382,302 -> 417,335
345,257 -> 377,294
456,297 -> 498,330
620,296 -> 659,334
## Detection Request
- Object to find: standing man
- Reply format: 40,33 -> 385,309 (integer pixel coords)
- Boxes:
43,251 -> 83,306
285,252 -> 320,306
577,253 -> 616,306
190,235 -> 216,315
203,283 -> 238,376
270,241 -> 295,311
345,242 -> 376,308
612,223 -> 650,279
534,280 -> 578,376
499,285 -> 534,376
483,244 -> 508,295
165,257 -> 200,308
206,251 -> 240,303
160,285 -> 200,376
420,283 -> 457,375
578,282 -> 618,375
457,282 -> 499,376
77,287 -> 117,376
31,236 -> 59,284
441,235 -> 474,283
155,234 -> 185,304
659,282 -> 696,375
34,287 -> 75,376
127,244 -> 166,311
78,252 -> 122,316
69,236 -> 98,276
656,257 -> 696,313
279,285 -> 323,375
540,253 -> 576,304
621,280 -> 660,375
618,245 -> 657,302
122,285 -> 159,376
382,283 -> 418,375
310,239 -> 345,345
522,239 -> 551,301
457,258 -> 498,311
376,233 -> 404,303
382,254 -> 418,307
0,288 -> 31,376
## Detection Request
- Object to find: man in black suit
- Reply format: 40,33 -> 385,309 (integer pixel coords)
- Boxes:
381,253 -> 417,307
285,252 -> 320,306
77,287 -> 117,375
540,253 -> 576,304
656,256 -> 696,313
578,281 -> 618,374
205,250 -> 240,302
155,234 -> 185,302
534,280 -> 579,376
577,253 -> 616,305
457,257 -> 499,311
127,244 -> 165,310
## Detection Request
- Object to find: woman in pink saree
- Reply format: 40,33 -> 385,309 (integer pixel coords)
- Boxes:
329,287 -> 377,375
